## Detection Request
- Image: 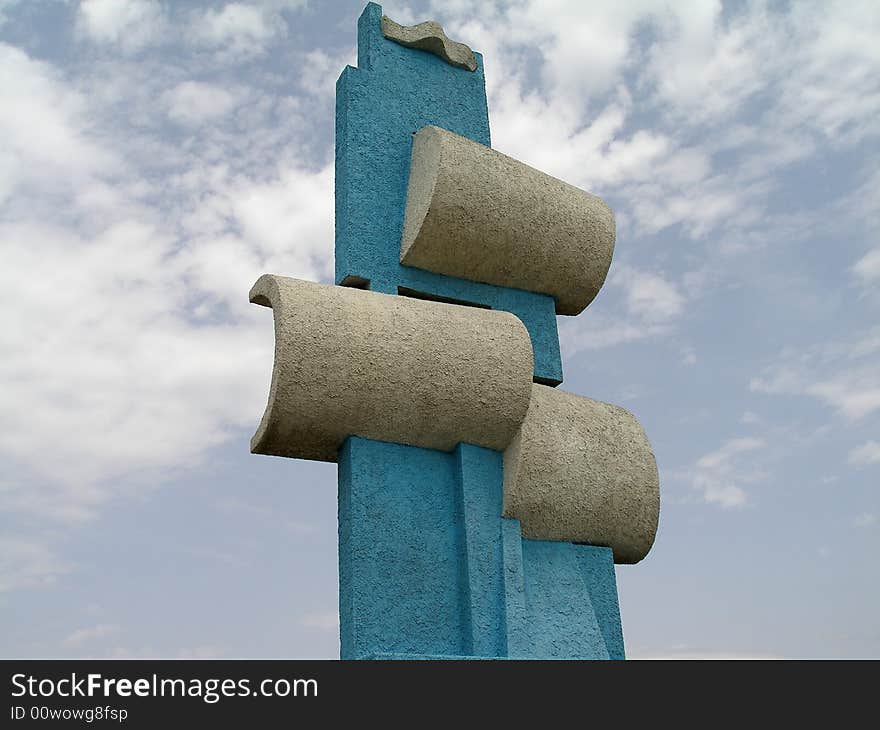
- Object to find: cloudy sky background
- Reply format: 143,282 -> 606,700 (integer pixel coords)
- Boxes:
1,0 -> 877,658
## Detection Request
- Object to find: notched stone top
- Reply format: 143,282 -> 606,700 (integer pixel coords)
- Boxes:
381,15 -> 477,72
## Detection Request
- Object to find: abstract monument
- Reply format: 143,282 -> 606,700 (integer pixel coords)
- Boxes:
250,3 -> 659,659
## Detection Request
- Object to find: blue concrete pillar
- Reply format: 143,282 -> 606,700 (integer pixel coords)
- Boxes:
338,437 -> 624,659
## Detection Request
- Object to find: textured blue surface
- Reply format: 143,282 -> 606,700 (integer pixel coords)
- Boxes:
335,2 -> 562,384
338,438 -> 469,658
334,3 -> 625,660
338,437 -> 624,659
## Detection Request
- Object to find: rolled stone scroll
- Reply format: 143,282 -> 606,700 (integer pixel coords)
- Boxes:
401,126 -> 616,316
503,384 -> 660,564
250,274 -> 534,462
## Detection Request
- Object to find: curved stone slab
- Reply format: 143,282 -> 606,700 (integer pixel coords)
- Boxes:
400,126 -> 615,316
380,15 -> 477,72
503,384 -> 660,564
250,274 -> 534,462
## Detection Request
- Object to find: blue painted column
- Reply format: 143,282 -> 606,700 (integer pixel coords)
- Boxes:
335,3 -> 624,659
338,437 -> 623,659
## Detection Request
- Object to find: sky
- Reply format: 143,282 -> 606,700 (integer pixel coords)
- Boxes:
1,0 -> 878,659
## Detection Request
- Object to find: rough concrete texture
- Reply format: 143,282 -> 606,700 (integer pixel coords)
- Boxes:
400,126 -> 616,316
339,439 -> 505,658
380,15 -> 477,72
503,384 -> 660,564
336,3 -> 564,384
518,540 -> 616,658
249,274 -> 534,461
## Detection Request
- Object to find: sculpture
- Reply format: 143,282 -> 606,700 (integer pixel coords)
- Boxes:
250,3 -> 659,659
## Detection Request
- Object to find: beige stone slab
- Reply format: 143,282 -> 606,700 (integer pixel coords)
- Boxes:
400,126 -> 616,316
250,274 -> 534,462
503,384 -> 660,564
381,15 -> 477,72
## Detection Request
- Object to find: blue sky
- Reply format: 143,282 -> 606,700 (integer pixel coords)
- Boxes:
1,0 -> 877,659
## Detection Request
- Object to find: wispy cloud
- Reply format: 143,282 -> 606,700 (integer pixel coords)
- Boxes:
164,81 -> 243,127
687,437 -> 767,508
186,1 -> 306,59
560,265 -> 686,353
750,330 -> 880,421
853,249 -> 880,283
0,36 -> 332,524
849,441 -> 880,466
75,0 -> 167,54
62,623 -> 120,648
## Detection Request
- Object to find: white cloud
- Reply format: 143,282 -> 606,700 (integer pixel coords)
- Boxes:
696,437 -> 764,469
0,43 -> 119,206
646,1 -> 759,122
75,0 -> 166,53
560,265 -> 685,354
0,42 -> 333,525
688,437 -> 766,508
621,266 -> 684,322
693,477 -> 747,509
849,441 -> 880,466
560,314 -> 667,352
295,48 -> 356,99
187,2 -> 303,57
165,81 -> 241,127
853,249 -> 880,282
195,3 -> 271,45
0,216 -> 283,514
476,0 -> 662,98
751,331 -> 880,421
232,165 -> 334,280
0,216 -> 271,494
63,623 -> 120,648
806,381 -> 880,422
